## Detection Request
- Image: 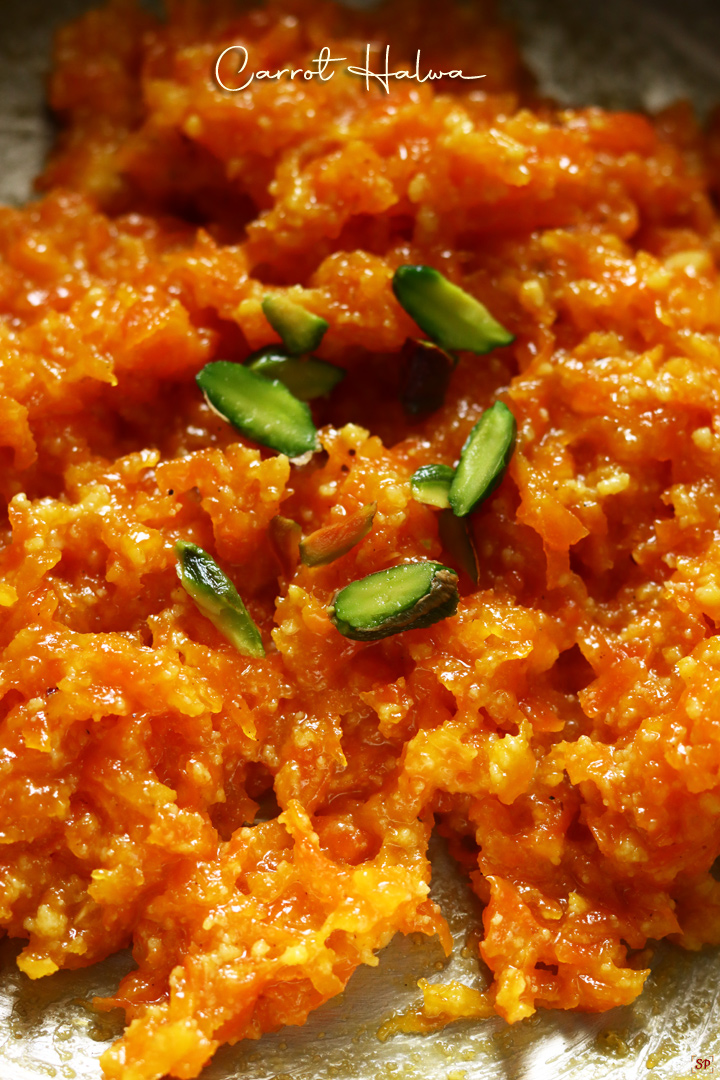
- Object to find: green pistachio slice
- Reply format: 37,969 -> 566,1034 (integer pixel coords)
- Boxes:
197,360 -> 319,459
269,515 -> 301,577
300,503 -> 376,567
448,401 -> 517,517
392,265 -> 514,354
438,509 -> 479,585
246,347 -> 344,401
401,339 -> 454,417
410,463 -> 455,510
262,295 -> 328,355
328,561 -> 459,641
176,541 -> 265,657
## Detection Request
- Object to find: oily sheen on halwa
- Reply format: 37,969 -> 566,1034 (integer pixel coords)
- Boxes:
2,0 -> 720,1077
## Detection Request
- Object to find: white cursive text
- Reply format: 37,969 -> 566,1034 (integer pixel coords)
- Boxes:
214,43 -> 484,94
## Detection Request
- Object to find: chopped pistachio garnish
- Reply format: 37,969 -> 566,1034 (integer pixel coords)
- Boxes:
197,360 -> 319,459
176,541 -> 265,657
246,347 -> 344,401
410,463 -> 455,510
262,294 -> 328,355
300,503 -> 377,567
449,400 -> 517,517
328,561 -> 459,641
401,339 -> 454,417
392,265 -> 514,354
269,515 -> 301,577
438,509 -> 479,585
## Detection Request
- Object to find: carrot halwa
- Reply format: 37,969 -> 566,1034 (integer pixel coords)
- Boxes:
2,0 -> 720,1076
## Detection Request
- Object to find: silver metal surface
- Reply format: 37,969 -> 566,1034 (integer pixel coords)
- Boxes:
1,1 -> 719,1078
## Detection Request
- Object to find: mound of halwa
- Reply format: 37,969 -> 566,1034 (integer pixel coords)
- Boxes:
2,0 -> 720,1076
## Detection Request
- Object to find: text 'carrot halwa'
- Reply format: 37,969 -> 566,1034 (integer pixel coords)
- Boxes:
2,0 -> 720,1078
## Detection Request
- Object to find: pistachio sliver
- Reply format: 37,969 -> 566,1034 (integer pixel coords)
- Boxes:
247,347 -> 344,401
262,294 -> 328,355
392,265 -> 514,354
197,361 -> 319,458
328,561 -> 459,641
300,503 -> 377,567
439,509 -> 479,585
401,339 -> 454,417
176,541 -> 265,657
449,400 -> 517,517
269,515 -> 301,577
411,464 -> 455,510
